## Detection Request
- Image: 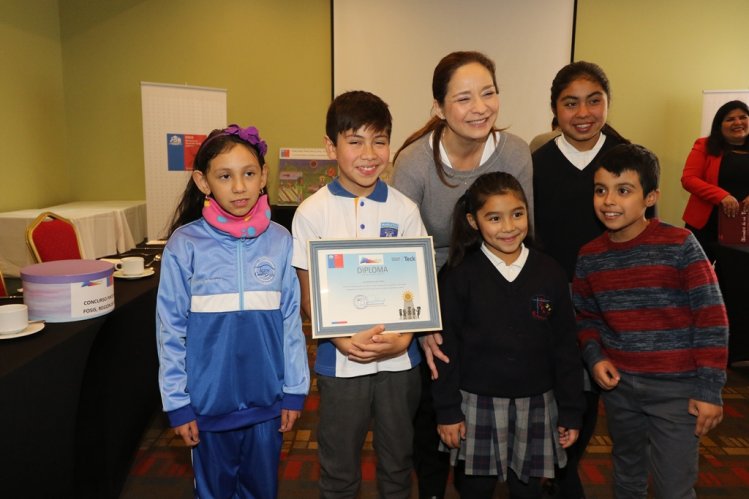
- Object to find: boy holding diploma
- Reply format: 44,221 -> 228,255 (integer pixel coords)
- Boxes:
292,90 -> 427,499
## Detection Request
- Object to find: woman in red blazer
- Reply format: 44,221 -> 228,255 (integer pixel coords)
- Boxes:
681,100 -> 749,262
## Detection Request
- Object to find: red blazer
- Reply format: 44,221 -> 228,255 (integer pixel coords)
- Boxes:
681,137 -> 729,229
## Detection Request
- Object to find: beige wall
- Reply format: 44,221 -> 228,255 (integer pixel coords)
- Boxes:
3,0 -> 331,211
4,1 -> 749,225
58,0 -> 331,205
0,0 -> 69,211
575,0 -> 749,224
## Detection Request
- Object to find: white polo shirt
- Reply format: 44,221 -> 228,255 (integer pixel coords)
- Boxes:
291,178 -> 427,378
292,179 -> 426,269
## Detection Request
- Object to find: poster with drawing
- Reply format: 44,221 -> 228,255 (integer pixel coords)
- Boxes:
277,148 -> 338,206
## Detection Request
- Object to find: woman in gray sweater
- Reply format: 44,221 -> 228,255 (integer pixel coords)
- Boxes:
392,51 -> 532,271
391,50 -> 533,499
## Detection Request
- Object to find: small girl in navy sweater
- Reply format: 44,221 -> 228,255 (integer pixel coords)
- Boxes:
432,172 -> 585,499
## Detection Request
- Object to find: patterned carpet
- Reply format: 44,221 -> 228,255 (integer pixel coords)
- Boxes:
121,341 -> 749,499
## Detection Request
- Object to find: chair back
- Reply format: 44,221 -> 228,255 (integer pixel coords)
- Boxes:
26,211 -> 84,263
0,268 -> 7,297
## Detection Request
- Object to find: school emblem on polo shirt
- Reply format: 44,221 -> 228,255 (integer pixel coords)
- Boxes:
380,222 -> 399,237
530,294 -> 552,320
253,257 -> 276,283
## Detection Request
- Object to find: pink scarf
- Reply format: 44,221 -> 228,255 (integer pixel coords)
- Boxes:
202,194 -> 271,238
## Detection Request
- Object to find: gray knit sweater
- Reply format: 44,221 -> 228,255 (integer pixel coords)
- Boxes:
392,132 -> 533,269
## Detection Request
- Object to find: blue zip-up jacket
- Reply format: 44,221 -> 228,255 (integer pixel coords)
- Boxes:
156,218 -> 309,431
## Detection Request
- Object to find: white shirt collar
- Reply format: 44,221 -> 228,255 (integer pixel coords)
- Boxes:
480,243 -> 529,282
430,131 -> 499,170
555,132 -> 607,170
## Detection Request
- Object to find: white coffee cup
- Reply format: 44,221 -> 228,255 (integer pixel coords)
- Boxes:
0,304 -> 29,335
115,256 -> 145,276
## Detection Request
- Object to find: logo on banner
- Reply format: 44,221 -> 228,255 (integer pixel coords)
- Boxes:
166,133 -> 207,171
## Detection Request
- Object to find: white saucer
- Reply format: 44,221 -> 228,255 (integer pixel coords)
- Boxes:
0,322 -> 45,340
113,267 -> 155,280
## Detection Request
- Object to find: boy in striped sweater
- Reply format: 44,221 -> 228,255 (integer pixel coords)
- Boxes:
572,143 -> 728,499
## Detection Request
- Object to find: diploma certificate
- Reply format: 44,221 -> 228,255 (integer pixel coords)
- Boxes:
308,237 -> 442,338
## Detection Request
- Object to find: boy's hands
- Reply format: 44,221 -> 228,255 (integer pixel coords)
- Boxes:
688,399 -> 723,436
367,329 -> 413,357
438,421 -> 466,449
331,325 -> 383,362
591,360 -> 723,435
279,409 -> 301,432
331,325 -> 412,363
592,359 -> 621,390
418,333 -> 451,380
174,420 -> 200,447
558,427 -> 579,449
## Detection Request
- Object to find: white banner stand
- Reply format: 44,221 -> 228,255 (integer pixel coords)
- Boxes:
140,82 -> 227,240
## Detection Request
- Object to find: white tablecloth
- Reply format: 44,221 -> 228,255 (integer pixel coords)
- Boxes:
0,201 -> 147,277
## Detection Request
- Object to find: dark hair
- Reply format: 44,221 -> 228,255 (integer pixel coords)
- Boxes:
706,100 -> 749,155
550,60 -> 629,144
167,130 -> 265,236
325,90 -> 392,145
596,143 -> 660,196
393,51 -> 500,187
447,172 -> 528,269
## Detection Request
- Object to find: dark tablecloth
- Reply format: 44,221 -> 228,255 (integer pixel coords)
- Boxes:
0,264 -> 161,499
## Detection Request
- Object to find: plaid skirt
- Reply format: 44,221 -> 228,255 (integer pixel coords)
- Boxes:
442,389 -> 566,482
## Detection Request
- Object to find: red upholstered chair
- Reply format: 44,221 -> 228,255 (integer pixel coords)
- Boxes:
26,211 -> 84,263
0,269 -> 7,297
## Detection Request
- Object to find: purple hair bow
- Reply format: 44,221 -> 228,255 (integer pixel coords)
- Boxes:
224,124 -> 268,158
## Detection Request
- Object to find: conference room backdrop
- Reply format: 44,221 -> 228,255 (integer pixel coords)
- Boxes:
3,0 -> 749,226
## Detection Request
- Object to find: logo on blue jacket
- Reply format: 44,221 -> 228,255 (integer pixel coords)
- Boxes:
254,257 -> 276,283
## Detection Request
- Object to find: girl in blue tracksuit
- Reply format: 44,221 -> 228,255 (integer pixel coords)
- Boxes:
156,124 -> 309,499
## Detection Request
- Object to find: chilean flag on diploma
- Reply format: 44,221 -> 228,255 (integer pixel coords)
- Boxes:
327,254 -> 344,269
